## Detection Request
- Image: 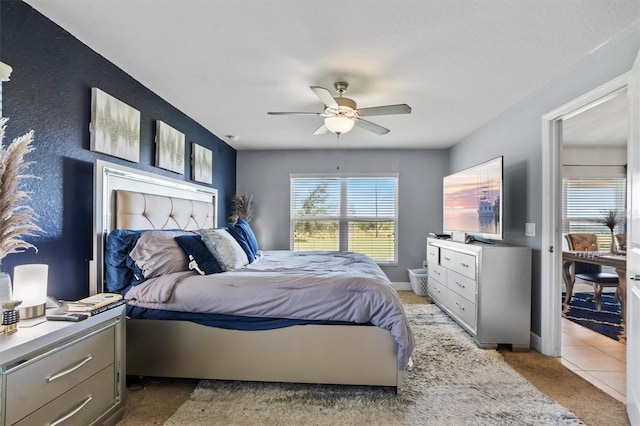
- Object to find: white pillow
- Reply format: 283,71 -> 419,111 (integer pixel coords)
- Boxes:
197,228 -> 249,271
129,230 -> 191,278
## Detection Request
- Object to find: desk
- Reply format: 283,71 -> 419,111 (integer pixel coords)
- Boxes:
562,251 -> 627,323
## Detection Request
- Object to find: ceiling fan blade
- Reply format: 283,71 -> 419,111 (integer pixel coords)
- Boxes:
310,86 -> 339,109
312,124 -> 328,135
357,104 -> 411,117
355,118 -> 390,135
267,111 -> 321,115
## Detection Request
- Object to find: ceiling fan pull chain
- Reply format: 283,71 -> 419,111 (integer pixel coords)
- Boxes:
336,134 -> 341,170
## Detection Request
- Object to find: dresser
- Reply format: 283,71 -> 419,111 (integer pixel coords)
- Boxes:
426,237 -> 531,350
0,306 -> 125,426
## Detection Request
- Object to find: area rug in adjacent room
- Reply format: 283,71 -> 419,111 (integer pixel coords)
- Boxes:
164,304 -> 581,426
563,292 -> 624,342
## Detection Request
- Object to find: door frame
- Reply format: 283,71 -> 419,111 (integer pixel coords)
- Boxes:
540,72 -> 629,356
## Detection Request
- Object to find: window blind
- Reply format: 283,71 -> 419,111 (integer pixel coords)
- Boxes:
290,175 -> 398,264
562,177 -> 626,249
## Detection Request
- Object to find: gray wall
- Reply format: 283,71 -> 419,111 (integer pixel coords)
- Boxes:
449,23 -> 640,335
236,149 -> 449,282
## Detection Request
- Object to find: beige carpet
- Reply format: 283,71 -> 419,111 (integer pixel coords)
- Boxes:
117,291 -> 629,425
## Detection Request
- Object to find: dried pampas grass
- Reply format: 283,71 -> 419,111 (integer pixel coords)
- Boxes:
0,118 -> 42,261
228,192 -> 254,225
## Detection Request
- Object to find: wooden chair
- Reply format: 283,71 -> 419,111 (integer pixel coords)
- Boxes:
564,233 -> 619,311
614,233 -> 626,252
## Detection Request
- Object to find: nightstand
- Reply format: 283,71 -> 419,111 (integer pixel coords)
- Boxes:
0,305 -> 125,426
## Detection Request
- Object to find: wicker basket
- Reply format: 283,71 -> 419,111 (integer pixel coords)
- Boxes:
408,268 -> 429,296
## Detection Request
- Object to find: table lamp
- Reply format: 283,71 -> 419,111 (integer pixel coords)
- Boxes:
13,264 -> 48,319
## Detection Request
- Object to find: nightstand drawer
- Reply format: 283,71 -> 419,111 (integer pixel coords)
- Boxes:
5,326 -> 115,424
13,365 -> 115,426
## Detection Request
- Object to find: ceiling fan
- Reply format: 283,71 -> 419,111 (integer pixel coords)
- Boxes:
267,82 -> 411,136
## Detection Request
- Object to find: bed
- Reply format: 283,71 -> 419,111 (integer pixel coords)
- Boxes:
91,160 -> 413,390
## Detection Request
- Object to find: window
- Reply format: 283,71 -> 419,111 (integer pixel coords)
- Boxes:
290,174 -> 398,264
562,177 -> 626,250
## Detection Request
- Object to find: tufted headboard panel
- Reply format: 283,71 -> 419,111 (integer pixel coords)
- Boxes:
116,190 -> 214,230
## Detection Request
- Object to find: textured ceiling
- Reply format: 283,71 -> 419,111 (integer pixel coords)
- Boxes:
24,0 -> 640,150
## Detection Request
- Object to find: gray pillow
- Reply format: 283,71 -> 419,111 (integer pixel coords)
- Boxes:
130,230 -> 192,278
197,228 -> 249,271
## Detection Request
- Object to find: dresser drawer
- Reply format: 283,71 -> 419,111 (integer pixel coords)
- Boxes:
428,263 -> 446,284
447,269 -> 477,303
448,291 -> 477,332
440,248 -> 476,279
426,244 -> 439,265
13,365 -> 115,426
427,278 -> 447,304
5,326 -> 115,424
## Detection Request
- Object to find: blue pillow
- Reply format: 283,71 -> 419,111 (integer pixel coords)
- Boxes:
105,229 -> 146,292
226,219 -> 258,261
175,235 -> 223,274
236,219 -> 259,255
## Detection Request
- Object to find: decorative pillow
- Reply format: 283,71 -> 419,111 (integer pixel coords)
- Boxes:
226,218 -> 259,261
104,229 -> 147,292
175,235 -> 223,275
129,230 -> 192,278
197,228 -> 249,271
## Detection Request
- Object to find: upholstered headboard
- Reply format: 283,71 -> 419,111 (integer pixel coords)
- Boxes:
116,190 -> 214,230
92,160 -> 218,294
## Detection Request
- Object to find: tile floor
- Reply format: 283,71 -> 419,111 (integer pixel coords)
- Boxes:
561,284 -> 626,403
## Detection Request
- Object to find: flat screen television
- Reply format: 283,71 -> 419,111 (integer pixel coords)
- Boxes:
443,156 -> 503,241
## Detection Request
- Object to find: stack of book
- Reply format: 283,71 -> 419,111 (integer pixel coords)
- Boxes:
65,292 -> 125,316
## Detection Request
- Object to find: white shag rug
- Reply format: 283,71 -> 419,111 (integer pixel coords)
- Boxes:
165,304 -> 582,425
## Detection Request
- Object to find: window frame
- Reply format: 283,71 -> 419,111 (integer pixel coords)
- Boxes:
289,173 -> 399,265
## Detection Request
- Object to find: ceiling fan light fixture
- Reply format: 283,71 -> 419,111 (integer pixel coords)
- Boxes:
324,116 -> 355,134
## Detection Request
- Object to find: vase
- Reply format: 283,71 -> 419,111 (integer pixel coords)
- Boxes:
610,231 -> 616,253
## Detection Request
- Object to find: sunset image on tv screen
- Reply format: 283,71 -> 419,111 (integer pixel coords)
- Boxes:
443,157 -> 502,238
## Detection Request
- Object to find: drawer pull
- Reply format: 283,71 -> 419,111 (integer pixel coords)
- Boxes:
443,256 -> 451,261
461,263 -> 469,268
50,395 -> 93,426
455,302 -> 465,311
47,355 -> 93,383
455,281 -> 465,289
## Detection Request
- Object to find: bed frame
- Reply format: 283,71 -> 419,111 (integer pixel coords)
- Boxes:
92,160 -> 402,389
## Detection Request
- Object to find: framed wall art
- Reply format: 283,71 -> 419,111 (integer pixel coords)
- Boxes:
155,120 -> 185,174
90,87 -> 140,162
191,143 -> 212,184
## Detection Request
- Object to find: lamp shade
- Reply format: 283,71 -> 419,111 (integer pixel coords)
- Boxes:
324,116 -> 355,134
0,61 -> 12,82
13,264 -> 48,319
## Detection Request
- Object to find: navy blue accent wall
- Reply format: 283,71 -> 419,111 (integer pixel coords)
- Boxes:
0,2 -> 237,300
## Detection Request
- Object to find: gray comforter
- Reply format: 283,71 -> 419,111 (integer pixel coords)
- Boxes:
125,250 -> 414,368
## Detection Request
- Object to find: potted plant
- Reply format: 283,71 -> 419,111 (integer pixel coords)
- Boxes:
0,118 -> 42,332
594,209 -> 621,253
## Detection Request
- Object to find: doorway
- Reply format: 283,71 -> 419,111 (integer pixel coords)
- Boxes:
559,90 -> 628,401
540,73 -> 630,399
